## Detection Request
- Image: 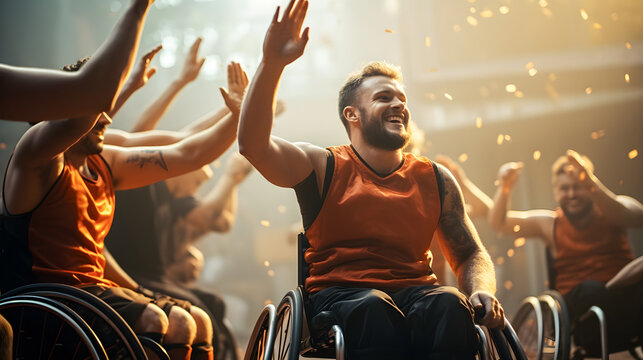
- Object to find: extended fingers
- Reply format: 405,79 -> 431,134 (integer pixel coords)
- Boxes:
293,0 -> 309,30
190,37 -> 203,55
145,44 -> 163,61
282,0 -> 296,21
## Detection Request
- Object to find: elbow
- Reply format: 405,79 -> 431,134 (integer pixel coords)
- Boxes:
211,216 -> 234,233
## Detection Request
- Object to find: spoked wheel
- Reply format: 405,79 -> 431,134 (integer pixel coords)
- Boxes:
244,304 -> 277,360
4,284 -> 148,360
539,291 -> 571,360
513,296 -> 545,359
0,295 -> 107,360
272,290 -> 302,360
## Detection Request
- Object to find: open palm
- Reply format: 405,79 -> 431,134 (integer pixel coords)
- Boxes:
263,0 -> 310,67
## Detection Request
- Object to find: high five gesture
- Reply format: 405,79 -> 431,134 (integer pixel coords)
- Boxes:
263,0 -> 310,67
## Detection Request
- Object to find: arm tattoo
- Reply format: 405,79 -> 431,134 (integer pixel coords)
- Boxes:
126,150 -> 168,171
440,187 -> 478,264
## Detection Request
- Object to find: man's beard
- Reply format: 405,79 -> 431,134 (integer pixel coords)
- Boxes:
360,107 -> 411,151
561,200 -> 594,224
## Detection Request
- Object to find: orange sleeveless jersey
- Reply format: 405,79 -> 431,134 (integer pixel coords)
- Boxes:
26,155 -> 117,287
553,207 -> 633,294
304,145 -> 442,293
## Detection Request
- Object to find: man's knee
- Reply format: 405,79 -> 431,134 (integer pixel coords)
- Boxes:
134,303 -> 169,335
190,306 -> 213,344
166,306 -> 197,344
417,287 -> 473,320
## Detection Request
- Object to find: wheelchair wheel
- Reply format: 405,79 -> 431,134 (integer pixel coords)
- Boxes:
272,289 -> 303,360
244,304 -> 277,360
4,283 -> 148,360
0,295 -> 108,360
487,318 -> 528,360
539,291 -> 571,360
512,296 -> 544,359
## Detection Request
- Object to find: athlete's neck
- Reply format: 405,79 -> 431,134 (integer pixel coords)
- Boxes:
65,152 -> 97,181
350,142 -> 403,176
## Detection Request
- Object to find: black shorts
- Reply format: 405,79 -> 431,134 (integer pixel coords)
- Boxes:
81,285 -> 191,327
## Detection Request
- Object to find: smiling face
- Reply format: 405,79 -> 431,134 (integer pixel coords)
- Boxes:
553,172 -> 594,222
354,76 -> 411,151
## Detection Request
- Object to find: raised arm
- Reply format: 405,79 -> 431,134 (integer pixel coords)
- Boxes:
104,61 -> 245,147
238,0 -> 324,188
435,165 -> 504,328
435,155 -> 493,219
567,149 -> 643,227
131,38 -> 205,132
105,44 -> 162,119
0,0 -> 154,122
488,161 -> 555,244
102,74 -> 244,191
183,153 -> 253,234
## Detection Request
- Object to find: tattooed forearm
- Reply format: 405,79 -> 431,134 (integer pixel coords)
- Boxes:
440,189 -> 478,264
126,150 -> 168,171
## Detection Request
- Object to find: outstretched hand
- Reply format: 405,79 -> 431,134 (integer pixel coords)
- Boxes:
566,149 -> 594,187
178,37 -> 205,85
263,0 -> 310,67
219,61 -> 249,116
127,44 -> 162,90
497,161 -> 523,191
470,291 -> 505,329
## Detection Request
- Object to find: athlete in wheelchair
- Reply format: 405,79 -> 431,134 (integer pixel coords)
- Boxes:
488,153 -> 643,358
236,1 -> 518,358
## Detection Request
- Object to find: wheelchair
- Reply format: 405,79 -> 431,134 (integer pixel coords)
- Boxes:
512,250 -> 642,360
0,283 -> 169,360
244,233 -> 528,360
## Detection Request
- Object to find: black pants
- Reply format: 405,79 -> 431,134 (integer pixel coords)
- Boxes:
309,285 -> 478,360
564,280 -> 643,355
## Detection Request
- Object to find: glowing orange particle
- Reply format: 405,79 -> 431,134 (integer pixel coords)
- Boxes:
458,153 -> 469,163
425,36 -> 431,47
466,16 -> 479,27
497,134 -> 504,145
496,257 -> 505,265
585,87 -> 592,95
628,149 -> 638,159
505,280 -> 514,290
515,90 -> 524,98
625,74 -> 630,83
580,9 -> 589,20
385,29 -> 394,34
592,23 -> 602,30
476,117 -> 482,128
260,220 -> 271,227
625,42 -> 632,50
444,93 -> 454,101
267,269 -> 275,277
264,260 -> 270,267
533,150 -> 542,160
499,6 -> 509,15
507,249 -> 515,257
514,237 -> 526,248
513,225 -> 521,233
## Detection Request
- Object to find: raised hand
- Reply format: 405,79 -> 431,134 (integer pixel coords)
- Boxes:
219,61 -> 249,116
566,149 -> 594,186
126,44 -> 162,91
178,37 -> 205,85
497,161 -> 524,190
263,0 -> 310,67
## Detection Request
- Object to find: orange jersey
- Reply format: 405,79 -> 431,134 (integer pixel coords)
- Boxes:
1,154 -> 117,290
552,207 -> 633,294
304,145 -> 442,293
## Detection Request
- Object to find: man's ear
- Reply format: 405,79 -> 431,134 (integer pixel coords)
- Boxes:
343,106 -> 360,125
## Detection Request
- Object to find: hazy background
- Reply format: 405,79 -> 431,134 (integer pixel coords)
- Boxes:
1,0 -> 642,350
